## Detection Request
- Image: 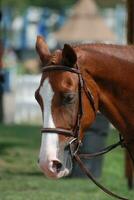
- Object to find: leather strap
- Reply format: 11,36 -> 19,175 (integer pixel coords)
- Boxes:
42,65 -> 80,74
40,64 -> 130,199
74,154 -> 128,200
41,64 -> 96,140
41,128 -> 74,137
83,80 -> 96,113
79,139 -> 124,159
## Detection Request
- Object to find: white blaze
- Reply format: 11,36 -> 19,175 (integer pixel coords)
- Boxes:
39,78 -> 59,162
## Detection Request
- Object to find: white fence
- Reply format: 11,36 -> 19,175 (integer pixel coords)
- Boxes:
14,75 -> 42,124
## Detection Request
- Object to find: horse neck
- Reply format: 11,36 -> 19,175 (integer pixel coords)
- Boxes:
76,45 -> 134,139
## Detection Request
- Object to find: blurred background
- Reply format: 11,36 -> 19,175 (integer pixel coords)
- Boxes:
0,0 -> 129,125
0,0 -> 134,200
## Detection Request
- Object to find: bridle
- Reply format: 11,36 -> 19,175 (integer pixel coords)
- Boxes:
40,64 -> 129,200
41,64 -> 96,139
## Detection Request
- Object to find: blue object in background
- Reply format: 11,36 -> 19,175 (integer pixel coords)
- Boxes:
38,8 -> 50,38
2,69 -> 10,92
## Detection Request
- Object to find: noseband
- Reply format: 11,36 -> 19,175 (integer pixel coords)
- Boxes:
40,64 -> 128,200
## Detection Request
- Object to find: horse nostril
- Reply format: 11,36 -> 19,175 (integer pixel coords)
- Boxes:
52,160 -> 62,173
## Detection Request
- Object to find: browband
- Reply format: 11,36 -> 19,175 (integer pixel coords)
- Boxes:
42,65 -> 80,74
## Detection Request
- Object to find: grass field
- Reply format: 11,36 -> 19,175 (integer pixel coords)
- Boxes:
0,124 -> 133,200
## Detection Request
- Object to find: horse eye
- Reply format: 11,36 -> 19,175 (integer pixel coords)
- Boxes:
62,93 -> 76,105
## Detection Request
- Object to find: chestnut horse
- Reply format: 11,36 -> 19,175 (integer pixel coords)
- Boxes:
35,36 -> 134,190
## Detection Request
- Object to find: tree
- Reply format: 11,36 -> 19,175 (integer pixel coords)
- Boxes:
1,0 -> 77,12
127,0 -> 134,44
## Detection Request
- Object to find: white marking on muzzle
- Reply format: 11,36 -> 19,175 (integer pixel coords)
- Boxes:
39,78 -> 59,163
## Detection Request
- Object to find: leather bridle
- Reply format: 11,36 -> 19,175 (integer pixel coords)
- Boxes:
41,64 -> 96,138
40,64 -> 128,200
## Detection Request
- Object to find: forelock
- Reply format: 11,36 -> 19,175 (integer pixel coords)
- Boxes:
50,50 -> 62,65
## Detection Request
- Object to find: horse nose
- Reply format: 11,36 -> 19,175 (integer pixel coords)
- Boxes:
51,160 -> 62,173
38,158 -> 63,177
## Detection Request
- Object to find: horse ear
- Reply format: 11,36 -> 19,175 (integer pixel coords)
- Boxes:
62,44 -> 77,67
36,36 -> 51,65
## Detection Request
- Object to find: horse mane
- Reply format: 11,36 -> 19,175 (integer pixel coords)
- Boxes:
73,43 -> 134,64
51,43 -> 134,65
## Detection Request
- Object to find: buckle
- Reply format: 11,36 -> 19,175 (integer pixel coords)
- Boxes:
69,138 -> 82,157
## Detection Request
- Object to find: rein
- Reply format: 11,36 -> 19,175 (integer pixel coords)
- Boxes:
40,64 -> 128,200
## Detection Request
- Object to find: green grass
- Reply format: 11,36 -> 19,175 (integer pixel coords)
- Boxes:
0,124 -> 133,200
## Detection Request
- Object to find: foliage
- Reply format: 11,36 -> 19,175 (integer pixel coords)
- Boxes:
1,0 -> 125,13
96,0 -> 125,8
1,0 -> 77,12
0,124 -> 133,200
1,0 -> 125,14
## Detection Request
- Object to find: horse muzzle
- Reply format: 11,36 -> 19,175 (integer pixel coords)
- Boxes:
38,156 -> 72,179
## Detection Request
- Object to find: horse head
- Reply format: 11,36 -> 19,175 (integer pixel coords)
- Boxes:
35,36 -> 98,179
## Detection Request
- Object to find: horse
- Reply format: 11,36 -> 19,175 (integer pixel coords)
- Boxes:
35,36 -> 134,192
